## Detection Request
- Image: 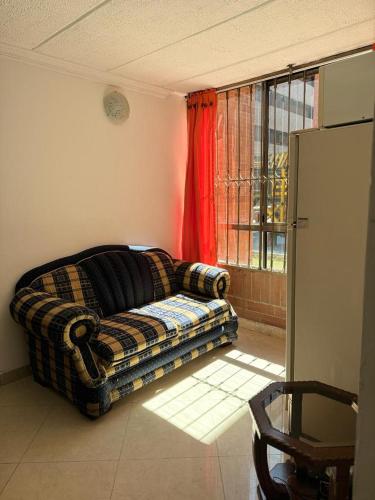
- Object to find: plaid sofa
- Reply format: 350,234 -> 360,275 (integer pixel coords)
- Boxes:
10,245 -> 238,418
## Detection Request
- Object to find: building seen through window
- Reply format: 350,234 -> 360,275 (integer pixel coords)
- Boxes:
216,71 -> 319,272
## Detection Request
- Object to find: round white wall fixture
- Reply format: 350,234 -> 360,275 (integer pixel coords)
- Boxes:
103,89 -> 130,123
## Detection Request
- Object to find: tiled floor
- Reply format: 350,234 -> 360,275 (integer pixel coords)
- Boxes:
0,326 -> 285,500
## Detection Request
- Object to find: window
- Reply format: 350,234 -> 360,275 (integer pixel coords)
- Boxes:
216,70 -> 319,272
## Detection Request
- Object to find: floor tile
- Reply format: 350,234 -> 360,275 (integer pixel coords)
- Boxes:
235,329 -> 285,366
23,402 -> 131,462
0,406 -> 50,463
121,404 -> 218,459
112,457 -> 224,500
219,453 -> 284,500
0,325 -> 286,500
0,376 -> 63,407
123,352 -> 218,405
0,461 -> 117,500
220,455 -> 258,500
216,406 -> 253,456
0,464 -> 17,495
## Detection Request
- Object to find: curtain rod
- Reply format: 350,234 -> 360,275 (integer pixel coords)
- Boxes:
216,44 -> 373,93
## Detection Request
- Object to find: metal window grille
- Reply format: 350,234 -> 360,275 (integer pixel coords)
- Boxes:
216,69 -> 319,272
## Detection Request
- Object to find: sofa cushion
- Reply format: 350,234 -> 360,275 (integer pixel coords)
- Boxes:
92,311 -> 178,364
78,250 -> 177,317
27,249 -> 178,320
30,264 -> 102,315
142,251 -> 177,300
79,251 -> 155,316
132,293 -> 230,334
91,293 -> 231,365
174,260 -> 230,299
105,314 -> 231,376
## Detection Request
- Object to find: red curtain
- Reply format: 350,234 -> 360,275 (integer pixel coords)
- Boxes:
182,89 -> 218,265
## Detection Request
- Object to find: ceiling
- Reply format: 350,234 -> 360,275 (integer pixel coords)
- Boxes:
0,0 -> 374,96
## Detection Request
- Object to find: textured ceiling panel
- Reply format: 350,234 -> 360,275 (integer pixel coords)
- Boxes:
112,0 -> 374,87
0,0 -> 373,94
171,20 -> 375,92
37,0 -> 268,70
0,0 -> 104,49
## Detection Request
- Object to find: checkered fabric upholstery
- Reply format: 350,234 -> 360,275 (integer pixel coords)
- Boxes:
26,324 -> 236,418
10,288 -> 100,351
91,293 -> 230,365
142,251 -> 177,300
30,264 -> 102,315
111,332 -> 231,401
174,260 -> 230,299
10,245 -> 238,418
28,333 -> 110,417
92,311 -> 178,365
134,293 -> 230,333
105,315 -> 230,375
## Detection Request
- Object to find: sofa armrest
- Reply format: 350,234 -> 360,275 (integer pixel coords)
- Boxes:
10,287 -> 100,352
174,260 -> 230,299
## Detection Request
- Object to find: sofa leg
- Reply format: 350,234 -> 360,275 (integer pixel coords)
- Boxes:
80,403 -> 113,420
81,411 -> 100,421
219,341 -> 233,348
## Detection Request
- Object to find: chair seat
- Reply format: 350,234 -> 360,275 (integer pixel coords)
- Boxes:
91,293 -> 231,365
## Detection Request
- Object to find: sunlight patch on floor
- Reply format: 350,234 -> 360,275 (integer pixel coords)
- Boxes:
143,350 -> 285,444
225,349 -> 286,377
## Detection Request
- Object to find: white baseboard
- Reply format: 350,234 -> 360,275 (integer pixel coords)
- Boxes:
0,365 -> 31,385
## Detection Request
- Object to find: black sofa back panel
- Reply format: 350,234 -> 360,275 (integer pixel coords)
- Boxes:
79,251 -> 155,316
15,245 -> 172,292
15,245 -> 131,292
19,246 -> 177,318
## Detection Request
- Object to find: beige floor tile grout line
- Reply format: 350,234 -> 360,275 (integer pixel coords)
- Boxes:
0,406 -> 53,496
0,464 -> 17,497
17,458 -> 120,464
109,405 -> 133,500
217,453 -> 228,500
19,406 -> 54,464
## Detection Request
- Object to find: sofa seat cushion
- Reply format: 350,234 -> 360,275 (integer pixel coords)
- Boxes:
91,293 -> 231,366
132,293 -> 230,335
105,313 -> 231,376
92,312 -> 178,365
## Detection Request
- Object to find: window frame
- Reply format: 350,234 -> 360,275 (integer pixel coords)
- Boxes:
216,68 -> 319,273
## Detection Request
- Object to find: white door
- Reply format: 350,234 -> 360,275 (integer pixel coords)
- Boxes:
287,122 -> 373,393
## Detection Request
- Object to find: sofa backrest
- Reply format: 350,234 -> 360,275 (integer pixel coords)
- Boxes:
29,263 -> 103,315
21,247 -> 177,317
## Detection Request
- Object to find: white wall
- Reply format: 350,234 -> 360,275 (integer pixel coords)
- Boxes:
0,58 -> 187,374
